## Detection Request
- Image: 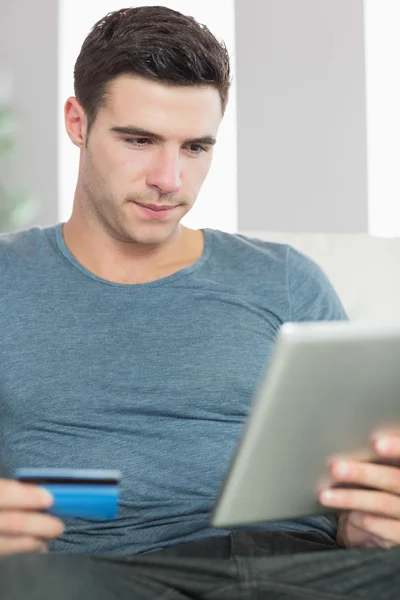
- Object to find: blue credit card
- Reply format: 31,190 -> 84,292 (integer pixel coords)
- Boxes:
15,468 -> 121,521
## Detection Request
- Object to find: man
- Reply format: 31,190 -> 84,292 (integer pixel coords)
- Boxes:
0,6 -> 399,599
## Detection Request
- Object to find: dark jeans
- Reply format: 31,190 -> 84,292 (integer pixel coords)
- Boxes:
1,530 -> 400,599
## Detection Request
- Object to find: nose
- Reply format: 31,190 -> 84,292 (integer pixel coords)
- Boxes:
146,148 -> 182,195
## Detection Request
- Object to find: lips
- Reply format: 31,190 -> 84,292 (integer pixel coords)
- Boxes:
134,202 -> 176,212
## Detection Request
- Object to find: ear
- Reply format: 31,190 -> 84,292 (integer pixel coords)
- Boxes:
65,97 -> 88,148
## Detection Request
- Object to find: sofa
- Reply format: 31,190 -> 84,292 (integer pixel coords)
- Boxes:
240,232 -> 400,323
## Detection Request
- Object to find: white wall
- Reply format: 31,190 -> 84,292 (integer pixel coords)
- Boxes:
364,0 -> 400,237
58,0 -> 237,232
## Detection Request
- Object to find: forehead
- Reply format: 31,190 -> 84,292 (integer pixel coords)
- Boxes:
100,75 -> 222,137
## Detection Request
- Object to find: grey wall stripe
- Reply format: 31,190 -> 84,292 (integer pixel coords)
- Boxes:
235,0 -> 368,233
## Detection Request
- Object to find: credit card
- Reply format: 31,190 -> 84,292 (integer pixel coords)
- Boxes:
15,468 -> 121,521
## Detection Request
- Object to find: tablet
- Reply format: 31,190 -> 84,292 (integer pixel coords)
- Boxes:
210,321 -> 400,528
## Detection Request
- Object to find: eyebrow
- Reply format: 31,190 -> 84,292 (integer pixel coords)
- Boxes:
110,126 -> 217,146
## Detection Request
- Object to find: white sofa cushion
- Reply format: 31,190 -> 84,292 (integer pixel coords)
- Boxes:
239,232 -> 400,323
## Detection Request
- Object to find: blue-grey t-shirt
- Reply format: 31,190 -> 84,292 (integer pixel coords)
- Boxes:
0,224 -> 347,555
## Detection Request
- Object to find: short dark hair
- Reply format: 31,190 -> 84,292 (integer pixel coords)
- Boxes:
74,6 -> 232,134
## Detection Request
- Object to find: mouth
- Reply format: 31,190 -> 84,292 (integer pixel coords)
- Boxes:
134,202 -> 178,212
130,201 -> 180,220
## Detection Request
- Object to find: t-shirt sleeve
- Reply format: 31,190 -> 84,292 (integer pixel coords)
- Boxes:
287,246 -> 348,535
287,246 -> 349,323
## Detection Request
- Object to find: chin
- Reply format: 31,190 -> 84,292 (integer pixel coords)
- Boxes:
126,223 -> 180,245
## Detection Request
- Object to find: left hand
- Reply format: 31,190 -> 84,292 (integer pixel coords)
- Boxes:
319,429 -> 400,549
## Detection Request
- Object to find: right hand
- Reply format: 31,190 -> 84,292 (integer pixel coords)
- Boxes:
0,478 -> 65,555
336,511 -> 393,549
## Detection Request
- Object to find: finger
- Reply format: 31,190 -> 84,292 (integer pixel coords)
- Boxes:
360,537 -> 391,549
347,511 -> 384,540
0,535 -> 48,555
320,487 -> 400,519
337,511 -> 372,547
349,512 -> 400,547
0,480 -> 54,510
368,534 -> 395,549
372,432 -> 400,458
341,512 -> 396,548
0,512 -> 65,540
330,460 -> 400,495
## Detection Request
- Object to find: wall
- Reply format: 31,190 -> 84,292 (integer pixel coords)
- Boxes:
364,0 -> 400,237
235,0 -> 368,232
1,0 -> 371,234
0,0 -> 59,227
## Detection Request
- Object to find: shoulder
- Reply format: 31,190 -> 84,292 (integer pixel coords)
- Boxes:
0,225 -> 56,275
208,230 -> 347,322
208,229 -> 290,269
206,230 -> 292,319
286,245 -> 348,322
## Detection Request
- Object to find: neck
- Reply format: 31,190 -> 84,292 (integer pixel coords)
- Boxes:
62,210 -> 203,285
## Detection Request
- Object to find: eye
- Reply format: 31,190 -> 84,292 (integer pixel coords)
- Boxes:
187,144 -> 207,155
124,138 -> 151,147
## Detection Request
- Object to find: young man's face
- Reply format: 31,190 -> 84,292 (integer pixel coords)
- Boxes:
69,75 -> 223,246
